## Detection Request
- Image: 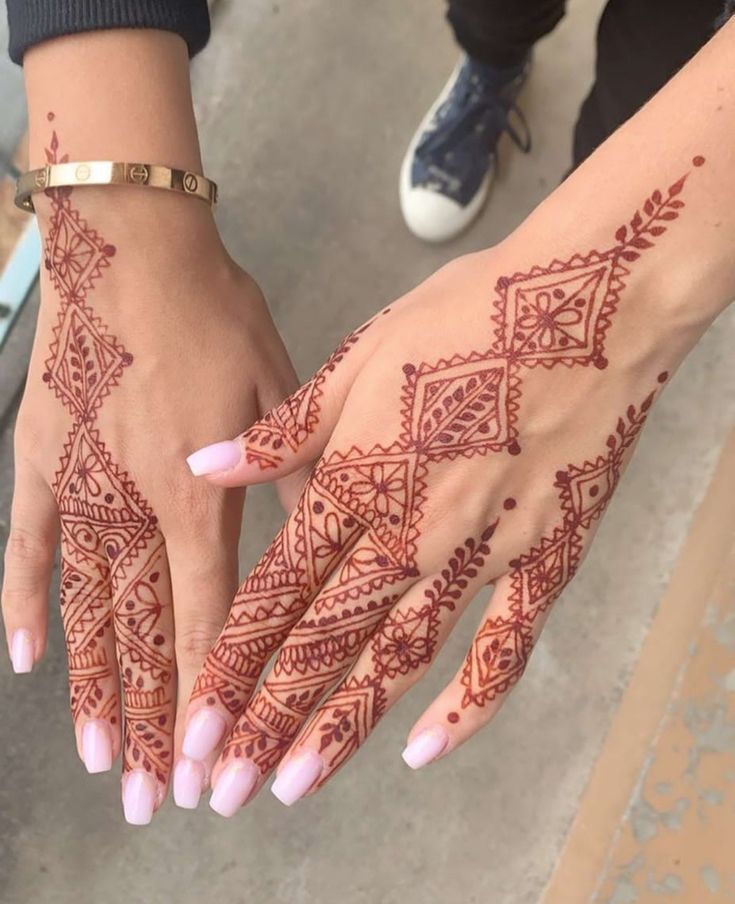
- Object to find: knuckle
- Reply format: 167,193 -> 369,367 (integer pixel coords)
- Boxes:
5,526 -> 54,569
175,620 -> 223,662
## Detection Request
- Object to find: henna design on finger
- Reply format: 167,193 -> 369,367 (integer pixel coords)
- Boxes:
460,377 -> 667,713
43,124 -> 173,781
298,526 -> 497,776
242,310 -> 391,470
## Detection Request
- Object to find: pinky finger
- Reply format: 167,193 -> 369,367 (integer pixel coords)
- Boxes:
2,462 -> 58,674
403,571 -> 551,767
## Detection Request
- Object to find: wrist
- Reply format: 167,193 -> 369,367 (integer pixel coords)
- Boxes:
25,30 -> 202,172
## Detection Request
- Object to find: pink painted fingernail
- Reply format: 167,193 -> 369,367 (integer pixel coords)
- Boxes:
271,749 -> 324,806
401,726 -> 449,769
186,440 -> 241,476
122,770 -> 157,826
82,720 -> 112,774
182,708 -> 227,760
10,629 -> 34,674
209,760 -> 259,817
173,757 -> 205,809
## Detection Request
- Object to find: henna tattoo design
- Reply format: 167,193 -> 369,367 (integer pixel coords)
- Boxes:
241,309 -> 391,470
43,122 -> 172,781
194,166 -> 699,782
224,526 -> 496,777
458,376 -> 667,715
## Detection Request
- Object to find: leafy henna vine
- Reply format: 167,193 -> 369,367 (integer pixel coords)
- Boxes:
193,163 -> 701,779
454,375 -> 668,720
43,118 -> 172,781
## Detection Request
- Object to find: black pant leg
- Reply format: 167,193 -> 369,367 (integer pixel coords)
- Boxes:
573,0 -> 725,167
446,0 -> 566,67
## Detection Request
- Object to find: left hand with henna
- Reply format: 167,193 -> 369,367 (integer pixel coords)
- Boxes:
180,21 -> 735,814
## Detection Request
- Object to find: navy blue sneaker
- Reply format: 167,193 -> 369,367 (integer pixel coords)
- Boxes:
400,54 -> 531,242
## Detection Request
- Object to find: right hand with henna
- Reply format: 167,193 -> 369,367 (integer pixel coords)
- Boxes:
1,165 -> 301,823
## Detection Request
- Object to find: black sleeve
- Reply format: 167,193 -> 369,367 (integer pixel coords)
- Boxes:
6,0 -> 210,64
719,0 -> 735,26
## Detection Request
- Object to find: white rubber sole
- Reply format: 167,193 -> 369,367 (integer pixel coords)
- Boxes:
399,58 -> 495,244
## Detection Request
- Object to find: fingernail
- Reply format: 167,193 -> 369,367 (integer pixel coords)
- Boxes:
82,720 -> 112,774
10,629 -> 34,674
122,770 -> 157,826
401,726 -> 449,770
186,440 -> 241,476
173,757 -> 205,809
209,760 -> 259,817
182,708 -> 227,760
271,749 -> 323,806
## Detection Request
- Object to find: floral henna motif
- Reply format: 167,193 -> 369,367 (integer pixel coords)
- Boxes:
43,122 -> 172,782
458,376 -> 667,714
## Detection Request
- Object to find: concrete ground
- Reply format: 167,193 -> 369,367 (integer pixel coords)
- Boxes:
1,1 -> 734,903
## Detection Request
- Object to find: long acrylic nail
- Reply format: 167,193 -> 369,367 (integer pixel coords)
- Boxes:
182,708 -> 227,760
186,440 -> 241,476
122,770 -> 157,826
401,726 -> 449,769
173,757 -> 205,810
271,749 -> 323,806
209,760 -> 259,817
10,629 -> 34,674
82,720 -> 112,774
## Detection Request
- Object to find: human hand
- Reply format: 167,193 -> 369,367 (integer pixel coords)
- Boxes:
1,124 -> 300,824
180,160 -> 719,814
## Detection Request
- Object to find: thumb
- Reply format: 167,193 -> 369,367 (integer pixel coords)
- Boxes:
186,317 -> 381,488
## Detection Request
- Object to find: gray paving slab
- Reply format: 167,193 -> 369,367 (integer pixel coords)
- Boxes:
1,2 -> 733,903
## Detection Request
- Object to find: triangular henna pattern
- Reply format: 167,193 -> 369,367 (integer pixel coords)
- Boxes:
43,125 -> 172,782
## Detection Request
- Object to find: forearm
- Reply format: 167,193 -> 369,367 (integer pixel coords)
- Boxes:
509,17 -> 735,346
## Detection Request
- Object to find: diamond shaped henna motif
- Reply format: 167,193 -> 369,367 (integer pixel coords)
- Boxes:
371,603 -> 439,680
508,527 -> 582,623
401,356 -> 518,459
301,675 -> 386,771
43,301 -> 130,420
493,257 -> 620,367
45,203 -> 115,301
462,614 -> 532,707
555,457 -> 619,529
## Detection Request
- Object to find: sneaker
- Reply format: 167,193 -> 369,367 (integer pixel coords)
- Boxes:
400,54 -> 532,243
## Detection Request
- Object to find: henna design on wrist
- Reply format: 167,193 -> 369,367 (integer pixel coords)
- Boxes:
459,375 -> 667,714
43,123 -> 173,782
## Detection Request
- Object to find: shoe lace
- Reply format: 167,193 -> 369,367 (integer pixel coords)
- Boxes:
415,63 -> 532,164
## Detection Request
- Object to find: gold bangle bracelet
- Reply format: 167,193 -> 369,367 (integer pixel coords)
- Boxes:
14,161 -> 218,212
